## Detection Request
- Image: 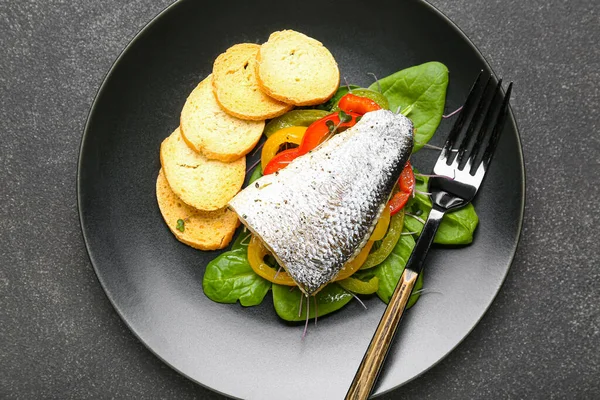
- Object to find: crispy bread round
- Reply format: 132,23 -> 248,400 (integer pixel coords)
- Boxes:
212,43 -> 293,120
160,127 -> 245,211
256,30 -> 340,106
156,169 -> 239,250
180,75 -> 264,162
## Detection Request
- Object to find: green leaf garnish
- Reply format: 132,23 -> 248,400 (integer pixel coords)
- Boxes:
203,249 -> 271,306
176,219 -> 185,232
369,62 -> 449,152
325,119 -> 336,133
338,110 -> 352,123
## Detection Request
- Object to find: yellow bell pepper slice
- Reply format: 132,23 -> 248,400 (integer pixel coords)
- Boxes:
334,240 -> 375,282
338,275 -> 379,294
247,206 -> 389,286
261,126 -> 307,172
369,207 -> 390,241
247,235 -> 296,286
361,211 -> 404,270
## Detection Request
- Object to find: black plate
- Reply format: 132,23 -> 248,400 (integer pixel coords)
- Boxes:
78,0 -> 524,398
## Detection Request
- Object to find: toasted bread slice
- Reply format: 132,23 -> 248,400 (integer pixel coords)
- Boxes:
256,30 -> 340,106
160,127 -> 245,211
180,75 -> 264,162
156,169 -> 239,250
212,43 -> 293,120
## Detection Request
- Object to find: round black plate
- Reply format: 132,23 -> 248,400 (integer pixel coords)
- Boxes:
78,0 -> 524,398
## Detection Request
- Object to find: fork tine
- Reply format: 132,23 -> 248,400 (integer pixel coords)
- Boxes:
439,71 -> 484,163
455,77 -> 498,167
465,78 -> 504,172
480,82 -> 513,170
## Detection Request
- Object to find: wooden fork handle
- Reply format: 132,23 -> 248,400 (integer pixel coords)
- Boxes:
345,268 -> 419,400
346,207 -> 445,400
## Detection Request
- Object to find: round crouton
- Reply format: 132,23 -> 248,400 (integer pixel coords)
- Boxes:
160,127 -> 246,211
180,75 -> 264,162
256,30 -> 340,106
156,169 -> 239,250
212,43 -> 293,120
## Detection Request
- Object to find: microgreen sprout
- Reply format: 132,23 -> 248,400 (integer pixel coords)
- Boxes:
349,291 -> 368,310
325,119 -> 336,133
401,231 -> 419,236
443,105 -> 463,119
321,111 -> 352,144
246,158 -> 261,176
343,76 -> 352,92
412,289 -> 443,296
302,295 -> 310,339
415,173 -> 455,180
405,213 -> 426,224
251,141 -> 265,156
338,110 -> 352,123
176,219 -> 185,232
401,104 -> 414,116
273,266 -> 283,281
239,233 -> 252,246
367,72 -> 381,93
420,143 -> 458,152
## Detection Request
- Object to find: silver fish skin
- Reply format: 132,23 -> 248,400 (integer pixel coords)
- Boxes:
229,110 -> 413,295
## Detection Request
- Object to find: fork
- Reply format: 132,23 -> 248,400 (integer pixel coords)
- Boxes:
346,73 -> 513,400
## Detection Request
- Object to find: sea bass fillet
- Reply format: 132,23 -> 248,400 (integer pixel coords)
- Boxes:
229,110 -> 413,295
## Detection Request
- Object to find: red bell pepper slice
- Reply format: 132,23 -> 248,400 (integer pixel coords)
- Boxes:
388,162 -> 415,215
263,148 -> 302,175
297,111 -> 361,155
399,161 -> 415,193
338,93 -> 382,115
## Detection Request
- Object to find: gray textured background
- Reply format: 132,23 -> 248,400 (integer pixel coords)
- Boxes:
1,0 -> 599,398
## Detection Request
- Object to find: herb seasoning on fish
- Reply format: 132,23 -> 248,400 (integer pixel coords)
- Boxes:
228,110 -> 413,295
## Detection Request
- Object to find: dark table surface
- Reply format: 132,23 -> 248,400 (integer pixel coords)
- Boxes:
2,0 -> 599,398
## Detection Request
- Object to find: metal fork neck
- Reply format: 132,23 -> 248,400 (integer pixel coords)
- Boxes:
405,207 -> 445,276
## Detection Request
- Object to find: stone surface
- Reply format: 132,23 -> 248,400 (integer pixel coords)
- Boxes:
1,0 -> 598,398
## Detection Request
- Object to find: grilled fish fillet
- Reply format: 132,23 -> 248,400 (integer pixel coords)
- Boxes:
229,110 -> 413,295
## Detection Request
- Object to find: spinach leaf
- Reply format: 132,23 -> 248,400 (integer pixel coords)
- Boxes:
202,249 -> 271,306
369,62 -> 448,151
373,234 -> 422,306
248,163 -> 263,184
407,272 -> 424,309
230,230 -> 251,251
354,232 -> 423,307
272,283 -> 353,322
316,85 -> 360,111
373,233 -> 414,303
229,164 -> 262,251
405,175 -> 479,244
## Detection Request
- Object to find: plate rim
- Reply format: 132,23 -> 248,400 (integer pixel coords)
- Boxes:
76,0 -> 526,397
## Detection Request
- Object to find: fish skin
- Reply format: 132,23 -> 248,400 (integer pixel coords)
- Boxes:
229,110 -> 413,295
